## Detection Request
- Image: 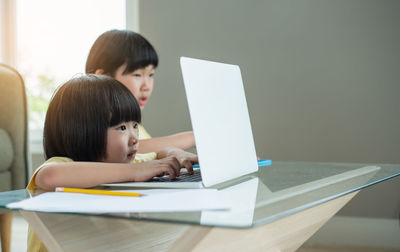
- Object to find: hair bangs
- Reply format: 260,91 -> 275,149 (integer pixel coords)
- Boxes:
123,37 -> 158,74
108,85 -> 141,127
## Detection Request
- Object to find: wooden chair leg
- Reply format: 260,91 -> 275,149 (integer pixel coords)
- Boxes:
0,212 -> 13,252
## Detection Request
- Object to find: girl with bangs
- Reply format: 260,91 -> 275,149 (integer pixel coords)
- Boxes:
28,74 -> 197,192
86,29 -> 195,156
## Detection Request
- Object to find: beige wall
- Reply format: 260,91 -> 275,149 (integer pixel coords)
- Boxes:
135,0 -> 400,218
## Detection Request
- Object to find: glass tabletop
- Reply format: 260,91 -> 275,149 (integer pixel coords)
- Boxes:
0,161 -> 399,228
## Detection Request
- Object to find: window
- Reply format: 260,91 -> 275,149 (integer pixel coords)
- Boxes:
15,0 -> 126,152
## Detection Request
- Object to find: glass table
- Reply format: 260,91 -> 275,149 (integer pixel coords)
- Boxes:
1,161 -> 399,251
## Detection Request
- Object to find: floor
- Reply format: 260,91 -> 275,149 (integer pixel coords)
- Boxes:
2,213 -> 399,252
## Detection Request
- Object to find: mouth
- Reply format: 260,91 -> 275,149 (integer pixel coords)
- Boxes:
138,97 -> 148,106
127,150 -> 137,159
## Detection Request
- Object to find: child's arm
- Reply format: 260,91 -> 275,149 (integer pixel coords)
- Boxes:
35,157 -> 182,191
138,131 -> 195,153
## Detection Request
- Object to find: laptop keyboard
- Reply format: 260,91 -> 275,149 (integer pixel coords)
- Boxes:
150,170 -> 202,182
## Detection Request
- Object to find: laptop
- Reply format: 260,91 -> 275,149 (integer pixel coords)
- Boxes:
102,57 -> 259,188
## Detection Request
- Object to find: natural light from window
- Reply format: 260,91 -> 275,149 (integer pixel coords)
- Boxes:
16,0 -> 125,151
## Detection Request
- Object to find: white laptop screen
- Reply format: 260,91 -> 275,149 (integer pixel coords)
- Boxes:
180,57 -> 258,187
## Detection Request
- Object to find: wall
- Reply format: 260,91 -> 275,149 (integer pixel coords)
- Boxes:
134,0 -> 400,219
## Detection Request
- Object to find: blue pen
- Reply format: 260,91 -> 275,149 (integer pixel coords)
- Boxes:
257,159 -> 272,167
193,159 -> 271,168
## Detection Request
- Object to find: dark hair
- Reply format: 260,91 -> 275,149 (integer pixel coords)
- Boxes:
44,74 -> 141,161
85,29 -> 158,76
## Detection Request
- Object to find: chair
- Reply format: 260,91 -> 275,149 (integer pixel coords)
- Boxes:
0,64 -> 30,252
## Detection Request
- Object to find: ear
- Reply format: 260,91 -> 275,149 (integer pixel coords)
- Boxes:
94,69 -> 105,75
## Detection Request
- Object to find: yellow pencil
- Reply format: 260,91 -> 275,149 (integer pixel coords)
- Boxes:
55,187 -> 143,197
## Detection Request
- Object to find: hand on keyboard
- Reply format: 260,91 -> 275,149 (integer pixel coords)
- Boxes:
157,147 -> 198,174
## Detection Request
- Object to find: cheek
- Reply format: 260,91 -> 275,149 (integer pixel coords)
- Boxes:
126,83 -> 142,98
150,81 -> 155,92
132,91 -> 141,102
105,138 -> 126,162
147,81 -> 155,95
116,76 -> 141,95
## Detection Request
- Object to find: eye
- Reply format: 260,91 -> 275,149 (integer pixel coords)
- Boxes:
149,73 -> 154,78
133,123 -> 138,129
117,125 -> 127,131
133,73 -> 141,77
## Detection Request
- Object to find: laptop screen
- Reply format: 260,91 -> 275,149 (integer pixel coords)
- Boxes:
180,57 -> 259,187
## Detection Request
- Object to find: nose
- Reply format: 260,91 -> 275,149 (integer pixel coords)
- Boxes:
128,136 -> 138,146
128,129 -> 138,146
140,77 -> 151,91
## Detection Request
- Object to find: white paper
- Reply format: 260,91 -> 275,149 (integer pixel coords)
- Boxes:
6,189 -> 231,213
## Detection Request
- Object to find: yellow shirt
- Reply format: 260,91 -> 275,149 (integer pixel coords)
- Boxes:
138,123 -> 151,140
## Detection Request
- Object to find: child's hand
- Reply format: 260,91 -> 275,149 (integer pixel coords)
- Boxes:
132,157 -> 182,181
157,147 -> 198,174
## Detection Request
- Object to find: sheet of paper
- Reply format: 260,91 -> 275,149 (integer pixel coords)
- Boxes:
7,189 -> 231,213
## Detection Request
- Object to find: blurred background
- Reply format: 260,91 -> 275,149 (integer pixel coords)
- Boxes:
1,0 -> 399,250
